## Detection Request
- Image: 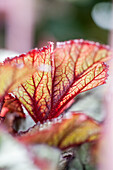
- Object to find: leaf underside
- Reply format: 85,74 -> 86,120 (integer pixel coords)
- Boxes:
17,112 -> 101,150
4,39 -> 111,123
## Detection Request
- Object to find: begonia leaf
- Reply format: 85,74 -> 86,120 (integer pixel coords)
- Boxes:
0,95 -> 25,133
4,40 -> 111,123
1,94 -> 25,118
18,112 -> 100,150
0,63 -> 35,98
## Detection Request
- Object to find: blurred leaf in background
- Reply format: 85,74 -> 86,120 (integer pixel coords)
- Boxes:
0,130 -> 60,170
91,2 -> 112,30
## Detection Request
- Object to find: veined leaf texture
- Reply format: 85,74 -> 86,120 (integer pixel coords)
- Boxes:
3,39 -> 111,123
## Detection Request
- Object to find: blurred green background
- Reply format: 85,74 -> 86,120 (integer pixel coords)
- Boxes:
0,0 -> 112,51
34,0 -> 111,48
